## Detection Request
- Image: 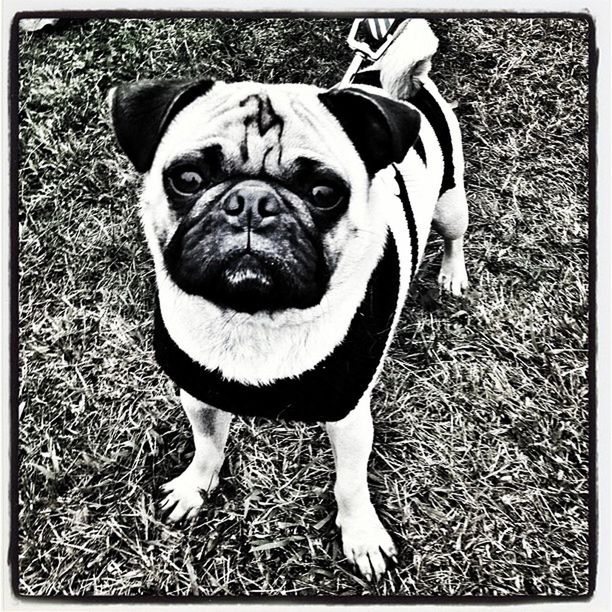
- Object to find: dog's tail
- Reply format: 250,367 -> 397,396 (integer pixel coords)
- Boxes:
375,19 -> 439,100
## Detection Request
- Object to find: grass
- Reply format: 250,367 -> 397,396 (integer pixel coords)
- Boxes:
16,16 -> 590,597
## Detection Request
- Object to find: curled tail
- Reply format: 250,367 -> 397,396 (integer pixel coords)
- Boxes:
374,19 -> 439,100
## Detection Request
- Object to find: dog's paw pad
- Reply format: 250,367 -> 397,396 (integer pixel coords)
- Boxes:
339,515 -> 397,580
159,468 -> 216,523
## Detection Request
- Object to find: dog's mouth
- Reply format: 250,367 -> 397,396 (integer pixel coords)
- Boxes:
217,252 -> 278,313
212,249 -> 327,314
162,191 -> 332,313
223,253 -> 273,290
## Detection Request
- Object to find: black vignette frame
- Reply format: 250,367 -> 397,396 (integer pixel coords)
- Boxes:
10,11 -> 596,600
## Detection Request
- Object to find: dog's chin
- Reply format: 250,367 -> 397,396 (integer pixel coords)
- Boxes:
170,251 -> 328,314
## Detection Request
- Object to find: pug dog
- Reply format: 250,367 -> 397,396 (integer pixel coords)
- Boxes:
109,19 -> 468,580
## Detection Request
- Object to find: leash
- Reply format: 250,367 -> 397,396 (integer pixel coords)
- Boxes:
340,18 -> 407,86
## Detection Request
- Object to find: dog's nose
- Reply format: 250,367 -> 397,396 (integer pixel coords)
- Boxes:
222,182 -> 281,226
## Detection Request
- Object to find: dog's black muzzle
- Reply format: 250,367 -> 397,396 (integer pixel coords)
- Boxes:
163,180 -> 330,313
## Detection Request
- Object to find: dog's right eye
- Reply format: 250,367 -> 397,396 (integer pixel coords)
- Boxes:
167,166 -> 206,196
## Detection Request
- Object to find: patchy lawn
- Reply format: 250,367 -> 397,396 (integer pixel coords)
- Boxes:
16,16 -> 591,597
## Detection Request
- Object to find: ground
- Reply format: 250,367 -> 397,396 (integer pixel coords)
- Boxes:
17,16 -> 591,597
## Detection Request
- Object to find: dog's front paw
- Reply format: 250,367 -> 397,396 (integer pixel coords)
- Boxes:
338,511 -> 398,581
438,256 -> 468,296
159,464 -> 219,523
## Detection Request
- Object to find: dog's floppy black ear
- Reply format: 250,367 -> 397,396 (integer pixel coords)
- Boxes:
319,87 -> 421,175
109,78 -> 214,173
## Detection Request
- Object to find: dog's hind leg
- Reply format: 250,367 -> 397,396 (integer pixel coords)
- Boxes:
160,390 -> 233,523
325,393 -> 397,580
433,184 -> 469,296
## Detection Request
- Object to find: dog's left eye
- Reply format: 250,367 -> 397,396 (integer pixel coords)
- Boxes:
311,184 -> 344,210
167,166 -> 206,195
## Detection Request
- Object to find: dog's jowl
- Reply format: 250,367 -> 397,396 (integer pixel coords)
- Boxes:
110,19 -> 468,580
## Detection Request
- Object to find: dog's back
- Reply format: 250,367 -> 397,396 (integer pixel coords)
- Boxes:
351,19 -> 467,275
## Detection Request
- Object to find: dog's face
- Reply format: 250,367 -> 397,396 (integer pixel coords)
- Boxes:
110,79 -> 421,314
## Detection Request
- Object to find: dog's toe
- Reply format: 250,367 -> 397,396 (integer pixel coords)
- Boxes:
353,551 -> 375,581
160,485 -> 203,523
165,491 -> 203,523
352,548 -> 389,581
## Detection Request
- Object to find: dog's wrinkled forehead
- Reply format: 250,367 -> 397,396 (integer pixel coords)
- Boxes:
155,82 -> 355,178
111,78 -> 422,179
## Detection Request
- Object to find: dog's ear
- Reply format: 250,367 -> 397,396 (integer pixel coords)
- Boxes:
109,78 -> 214,173
319,87 -> 421,175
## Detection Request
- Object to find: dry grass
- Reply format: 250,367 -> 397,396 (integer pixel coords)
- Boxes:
16,16 -> 591,597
